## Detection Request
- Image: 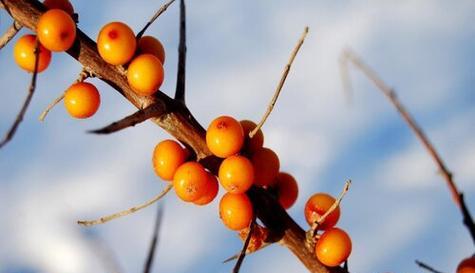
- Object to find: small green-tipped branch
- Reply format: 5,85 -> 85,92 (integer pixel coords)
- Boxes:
174,0 -> 186,103
143,205 -> 163,273
136,0 -> 177,39
0,21 -> 22,50
233,216 -> 256,273
415,260 -> 445,273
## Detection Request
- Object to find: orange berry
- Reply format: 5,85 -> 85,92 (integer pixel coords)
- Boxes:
152,139 -> 188,181
218,155 -> 254,194
251,147 -> 280,187
274,172 -> 298,209
238,224 -> 269,252
97,22 -> 136,65
13,34 -> 51,73
193,172 -> 219,206
138,36 -> 165,64
219,192 -> 253,230
304,193 -> 340,230
64,82 -> 100,119
43,0 -> 74,15
240,120 -> 264,154
458,257 -> 475,273
315,227 -> 352,267
127,54 -> 164,96
37,9 -> 76,52
206,116 -> 244,158
173,162 -> 208,202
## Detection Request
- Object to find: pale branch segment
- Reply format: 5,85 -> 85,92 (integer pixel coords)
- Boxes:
143,205 -> 163,273
174,0 -> 186,103
0,39 -> 40,149
77,184 -> 173,227
136,0 -> 177,39
83,232 -> 125,273
338,53 -> 353,105
415,260 -> 446,273
249,26 -> 309,138
0,21 -> 22,50
341,48 -> 475,246
233,216 -> 256,273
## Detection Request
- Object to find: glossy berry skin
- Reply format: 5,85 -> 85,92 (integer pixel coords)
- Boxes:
97,22 -> 136,65
43,0 -> 74,15
37,9 -> 76,52
219,192 -> 253,230
274,172 -> 298,209
457,257 -> 475,273
64,82 -> 100,119
206,116 -> 244,158
152,140 -> 188,181
315,227 -> 352,267
138,36 -> 165,64
127,54 -> 164,96
13,34 -> 51,73
304,193 -> 340,230
173,162 -> 208,202
193,172 -> 219,206
251,147 -> 280,187
218,155 -> 254,194
240,120 -> 264,154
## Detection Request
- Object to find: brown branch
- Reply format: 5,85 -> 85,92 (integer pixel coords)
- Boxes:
249,26 -> 309,138
0,21 -> 22,50
233,216 -> 256,273
77,184 -> 173,227
136,0 -> 177,39
415,260 -> 446,273
342,48 -> 475,246
0,38 -> 39,149
143,205 -> 163,273
174,0 -> 186,103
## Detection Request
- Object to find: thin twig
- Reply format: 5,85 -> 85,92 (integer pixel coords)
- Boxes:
84,232 -> 125,273
78,184 -> 173,227
174,0 -> 186,103
249,26 -> 309,138
143,204 -> 163,273
223,243 -> 271,263
338,52 -> 352,105
136,0 -> 177,39
415,260 -> 446,273
233,216 -> 256,273
0,21 -> 21,50
0,39 -> 40,149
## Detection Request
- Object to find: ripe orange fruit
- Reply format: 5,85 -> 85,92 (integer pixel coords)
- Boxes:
251,147 -> 280,187
315,227 -> 352,267
219,192 -> 253,230
206,116 -> 244,158
304,193 -> 340,230
127,54 -> 164,96
240,120 -> 264,154
273,172 -> 298,209
138,36 -> 165,64
193,172 -> 219,206
13,34 -> 51,73
97,22 -> 136,65
218,155 -> 254,194
37,9 -> 76,52
64,82 -> 100,119
43,0 -> 74,15
152,139 -> 188,181
173,162 -> 208,202
458,257 -> 475,273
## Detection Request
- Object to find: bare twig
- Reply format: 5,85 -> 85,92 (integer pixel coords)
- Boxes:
415,260 -> 446,273
233,216 -> 256,273
249,26 -> 309,138
84,232 -> 125,273
174,0 -> 186,103
143,205 -> 163,273
338,52 -> 352,105
136,0 -> 177,39
0,39 -> 40,149
78,184 -> 173,227
0,21 -> 21,50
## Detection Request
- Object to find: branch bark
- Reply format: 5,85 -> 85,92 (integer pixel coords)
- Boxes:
0,21 -> 22,50
174,0 -> 186,103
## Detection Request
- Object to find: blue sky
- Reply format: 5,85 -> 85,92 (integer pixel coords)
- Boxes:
0,1 -> 474,273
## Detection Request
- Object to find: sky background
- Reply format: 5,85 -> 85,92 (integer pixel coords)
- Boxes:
0,1 -> 474,273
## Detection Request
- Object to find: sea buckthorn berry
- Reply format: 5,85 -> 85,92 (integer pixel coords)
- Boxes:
457,257 -> 475,273
64,82 -> 100,119
218,155 -> 254,194
13,34 -> 51,73
238,224 -> 269,252
304,193 -> 340,230
219,192 -> 253,230
240,120 -> 264,154
315,227 -> 352,267
138,36 -> 165,64
97,22 -> 136,65
127,54 -> 164,96
193,172 -> 219,206
37,9 -> 76,52
173,162 -> 208,202
273,172 -> 298,209
152,139 -> 188,181
43,0 -> 74,15
206,116 -> 244,158
251,147 -> 280,187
